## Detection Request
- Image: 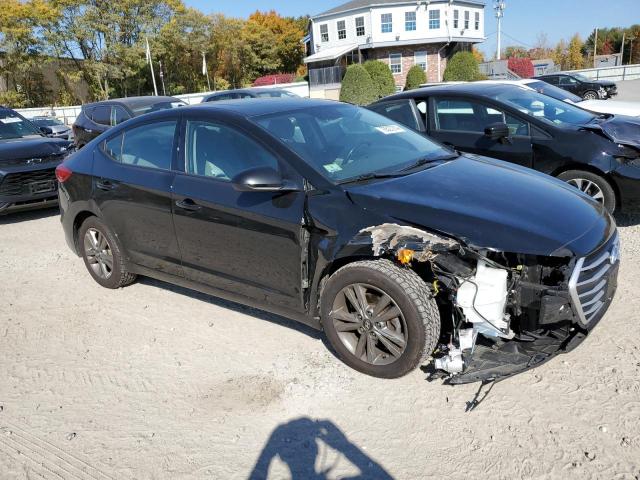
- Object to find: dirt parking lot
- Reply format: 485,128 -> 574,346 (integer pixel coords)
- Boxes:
1,208 -> 640,480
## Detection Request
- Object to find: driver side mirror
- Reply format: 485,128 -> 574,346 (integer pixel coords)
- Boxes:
231,167 -> 299,193
484,122 -> 510,141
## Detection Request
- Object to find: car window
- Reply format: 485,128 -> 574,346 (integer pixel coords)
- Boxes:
208,94 -> 233,101
0,110 -> 42,139
185,120 -> 279,181
369,101 -> 420,131
105,121 -> 177,170
131,101 -> 185,116
559,76 -> 577,86
434,99 -> 485,132
526,80 -> 583,103
91,105 -> 112,125
112,106 -> 131,125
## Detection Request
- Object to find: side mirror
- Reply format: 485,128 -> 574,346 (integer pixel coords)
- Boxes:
484,122 -> 510,141
231,167 -> 299,193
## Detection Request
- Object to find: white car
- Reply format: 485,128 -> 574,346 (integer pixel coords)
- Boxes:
477,79 -> 640,117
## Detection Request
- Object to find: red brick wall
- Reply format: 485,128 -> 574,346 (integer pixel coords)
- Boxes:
367,44 -> 447,88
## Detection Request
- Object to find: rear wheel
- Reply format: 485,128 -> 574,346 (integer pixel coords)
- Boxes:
558,170 -> 616,213
79,216 -> 137,289
582,90 -> 599,100
321,259 -> 440,378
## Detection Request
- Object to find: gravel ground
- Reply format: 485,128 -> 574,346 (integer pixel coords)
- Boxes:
1,208 -> 640,480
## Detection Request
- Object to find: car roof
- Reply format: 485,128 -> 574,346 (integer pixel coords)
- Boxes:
83,96 -> 184,110
377,82 -> 530,102
184,98 -> 334,117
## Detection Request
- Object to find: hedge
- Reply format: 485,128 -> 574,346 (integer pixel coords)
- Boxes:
405,65 -> 427,90
363,60 -> 396,99
339,64 -> 377,105
443,51 -> 483,81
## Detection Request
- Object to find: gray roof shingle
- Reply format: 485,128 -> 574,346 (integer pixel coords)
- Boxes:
315,0 -> 484,18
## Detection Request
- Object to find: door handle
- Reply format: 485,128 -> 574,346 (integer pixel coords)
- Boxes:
175,198 -> 202,212
96,179 -> 119,191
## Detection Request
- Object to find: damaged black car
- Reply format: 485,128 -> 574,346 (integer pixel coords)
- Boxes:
57,99 -> 619,383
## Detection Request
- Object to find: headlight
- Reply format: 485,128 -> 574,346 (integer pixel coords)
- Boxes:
614,144 -> 640,162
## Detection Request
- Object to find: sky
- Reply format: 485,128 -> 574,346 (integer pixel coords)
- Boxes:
185,0 -> 640,58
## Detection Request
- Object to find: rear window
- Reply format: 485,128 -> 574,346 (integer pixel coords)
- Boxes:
102,121 -> 177,170
91,105 -> 111,125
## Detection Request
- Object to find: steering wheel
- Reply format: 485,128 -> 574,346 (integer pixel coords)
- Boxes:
344,142 -> 371,165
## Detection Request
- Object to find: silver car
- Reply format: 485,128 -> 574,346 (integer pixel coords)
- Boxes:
30,117 -> 73,140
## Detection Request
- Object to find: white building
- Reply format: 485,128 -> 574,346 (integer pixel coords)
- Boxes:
304,0 -> 486,95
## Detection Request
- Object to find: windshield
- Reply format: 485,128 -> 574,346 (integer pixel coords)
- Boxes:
490,88 -> 596,127
32,118 -> 64,127
255,91 -> 298,98
0,110 -> 42,140
132,101 -> 186,116
573,73 -> 591,83
253,104 -> 454,183
526,80 -> 583,104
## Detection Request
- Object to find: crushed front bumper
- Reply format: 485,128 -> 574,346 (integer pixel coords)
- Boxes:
0,162 -> 62,215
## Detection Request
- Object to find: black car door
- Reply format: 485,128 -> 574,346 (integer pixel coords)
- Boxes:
557,75 -> 581,95
92,117 -> 183,276
427,96 -> 534,168
171,113 -> 307,311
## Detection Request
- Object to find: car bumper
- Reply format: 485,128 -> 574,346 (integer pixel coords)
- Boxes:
611,162 -> 640,213
0,161 -> 62,215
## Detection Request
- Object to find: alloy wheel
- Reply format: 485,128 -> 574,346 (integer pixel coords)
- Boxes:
330,283 -> 407,366
84,228 -> 114,279
566,177 -> 605,204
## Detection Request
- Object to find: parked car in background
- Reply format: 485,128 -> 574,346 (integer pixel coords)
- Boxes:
0,106 -> 73,214
73,96 -> 186,148
30,116 -> 73,140
534,73 -> 617,100
369,83 -> 640,213
57,99 -> 618,383
203,88 -> 299,102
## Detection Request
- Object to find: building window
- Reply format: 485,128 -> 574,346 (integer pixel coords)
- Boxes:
415,51 -> 427,71
337,20 -> 346,40
429,10 -> 440,30
356,16 -> 365,36
381,13 -> 393,33
320,24 -> 329,42
453,10 -> 459,29
464,11 -> 470,30
389,53 -> 402,74
405,11 -> 416,31
475,12 -> 480,30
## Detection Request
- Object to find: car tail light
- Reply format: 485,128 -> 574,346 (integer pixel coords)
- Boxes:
55,164 -> 73,183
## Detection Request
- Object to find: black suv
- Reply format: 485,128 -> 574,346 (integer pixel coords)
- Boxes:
73,96 -> 186,148
57,99 -> 619,383
203,88 -> 299,102
369,83 -> 640,213
0,106 -> 72,214
534,73 -> 617,100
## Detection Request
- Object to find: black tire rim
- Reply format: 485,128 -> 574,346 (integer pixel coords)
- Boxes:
566,177 -> 605,204
84,228 -> 114,279
330,283 -> 407,366
583,92 -> 598,100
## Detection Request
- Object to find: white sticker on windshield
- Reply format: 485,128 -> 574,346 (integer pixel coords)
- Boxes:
375,125 -> 405,135
323,163 -> 343,173
0,117 -> 22,124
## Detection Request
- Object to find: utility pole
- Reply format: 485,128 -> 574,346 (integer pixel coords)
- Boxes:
630,37 -> 635,66
494,1 -> 506,60
593,28 -> 598,68
159,61 -> 167,96
620,31 -> 626,65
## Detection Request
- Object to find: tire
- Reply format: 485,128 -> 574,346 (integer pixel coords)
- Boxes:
320,259 -> 440,378
558,170 -> 616,213
78,216 -> 137,289
582,90 -> 599,101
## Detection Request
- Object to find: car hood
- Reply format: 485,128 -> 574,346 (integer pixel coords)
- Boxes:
48,125 -> 71,133
582,115 -> 640,148
346,155 -> 613,257
0,136 -> 71,161
579,100 -> 640,118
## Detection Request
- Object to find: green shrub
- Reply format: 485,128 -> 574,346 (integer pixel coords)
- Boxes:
339,64 -> 377,105
404,65 -> 427,90
363,60 -> 396,99
443,51 -> 483,82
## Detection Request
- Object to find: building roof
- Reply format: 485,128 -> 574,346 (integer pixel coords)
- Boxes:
314,0 -> 485,18
304,44 -> 359,64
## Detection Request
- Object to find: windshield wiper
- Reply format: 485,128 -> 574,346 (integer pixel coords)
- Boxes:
339,171 -> 409,185
399,154 -> 459,172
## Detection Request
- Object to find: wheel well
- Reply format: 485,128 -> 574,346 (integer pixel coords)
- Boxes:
72,211 -> 96,253
550,163 -> 621,206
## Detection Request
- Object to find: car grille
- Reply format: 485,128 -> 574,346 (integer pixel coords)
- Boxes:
0,168 -> 58,197
0,153 -> 65,168
569,232 -> 620,327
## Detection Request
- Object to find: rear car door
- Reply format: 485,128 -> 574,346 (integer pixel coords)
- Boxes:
92,117 -> 183,276
427,96 -> 534,168
557,75 -> 580,95
171,113 -> 307,311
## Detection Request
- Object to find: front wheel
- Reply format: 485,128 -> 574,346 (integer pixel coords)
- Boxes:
558,170 -> 616,213
320,260 -> 440,378
582,90 -> 599,100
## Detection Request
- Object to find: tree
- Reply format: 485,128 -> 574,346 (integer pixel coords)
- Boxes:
339,64 -> 376,105
247,11 -> 305,74
471,47 -> 485,64
443,51 -> 483,81
567,34 -> 585,70
508,57 -> 534,78
503,46 -> 528,58
404,65 -> 426,90
363,60 -> 395,99
552,39 -> 568,70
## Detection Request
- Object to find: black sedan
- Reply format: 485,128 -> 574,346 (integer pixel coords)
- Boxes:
203,88 -> 299,102
57,99 -> 618,383
534,73 -> 617,100
1,106 -> 73,214
72,96 -> 186,148
369,83 -> 640,213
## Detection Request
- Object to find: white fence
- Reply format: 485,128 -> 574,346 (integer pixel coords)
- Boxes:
562,64 -> 640,82
15,81 -> 310,125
